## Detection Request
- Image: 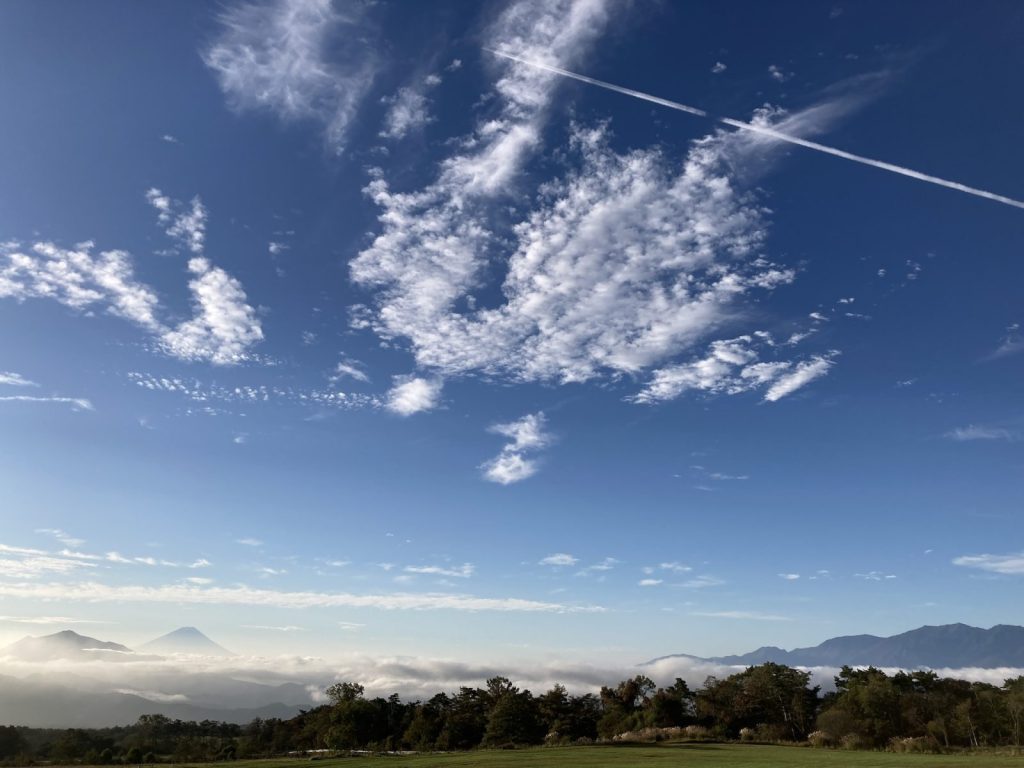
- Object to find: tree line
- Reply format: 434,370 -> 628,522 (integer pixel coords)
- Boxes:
4,664 -> 1024,762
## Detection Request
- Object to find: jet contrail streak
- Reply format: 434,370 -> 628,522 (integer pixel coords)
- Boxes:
486,48 -> 1024,211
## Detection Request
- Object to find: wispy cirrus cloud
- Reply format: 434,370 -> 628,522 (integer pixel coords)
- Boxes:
35,529 -> 85,548
0,372 -> 37,387
539,553 -> 578,567
953,552 -> 1024,575
0,395 -> 93,411
380,74 -> 442,140
0,580 -> 601,614
204,0 -> 380,154
403,563 -> 475,579
691,610 -> 791,621
944,424 -> 1017,442
632,335 -> 837,404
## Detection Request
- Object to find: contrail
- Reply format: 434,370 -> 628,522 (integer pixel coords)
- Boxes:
486,48 -> 1024,211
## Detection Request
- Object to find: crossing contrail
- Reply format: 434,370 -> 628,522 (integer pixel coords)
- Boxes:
486,48 -> 1024,211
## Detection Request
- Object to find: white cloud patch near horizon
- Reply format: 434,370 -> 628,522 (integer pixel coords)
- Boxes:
953,552 -> 1024,575
0,580 -> 600,614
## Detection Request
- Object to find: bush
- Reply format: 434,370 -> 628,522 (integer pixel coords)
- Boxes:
807,731 -> 835,748
683,725 -> 711,740
739,727 -> 757,742
840,733 -> 867,750
889,736 -> 941,754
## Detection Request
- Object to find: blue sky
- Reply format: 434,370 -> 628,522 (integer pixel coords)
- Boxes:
0,0 -> 1022,667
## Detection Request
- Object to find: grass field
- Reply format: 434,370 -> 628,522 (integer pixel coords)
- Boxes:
172,744 -> 1024,768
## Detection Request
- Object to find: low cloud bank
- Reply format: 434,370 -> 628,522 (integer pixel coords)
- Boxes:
2,652 -> 1022,711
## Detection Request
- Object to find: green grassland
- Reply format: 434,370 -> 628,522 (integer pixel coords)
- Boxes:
172,744 -> 1024,768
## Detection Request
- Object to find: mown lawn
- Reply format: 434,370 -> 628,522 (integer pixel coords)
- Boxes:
173,743 -> 1024,768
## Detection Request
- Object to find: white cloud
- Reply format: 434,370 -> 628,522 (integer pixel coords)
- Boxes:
331,356 -> 370,383
36,529 -> 85,548
385,375 -> 442,416
159,251 -> 264,366
203,0 -> 379,153
953,552 -> 1024,575
659,562 -> 692,573
691,610 -> 791,621
236,538 -> 263,547
268,241 -> 289,256
945,425 -> 1017,442
379,76 -> 441,139
0,615 -> 107,625
0,372 -> 37,387
481,412 -> 550,484
768,64 -> 793,83
243,624 -> 306,632
711,61 -> 727,74
147,189 -> 206,254
403,563 -> 475,579
633,335 -> 837,404
127,372 -> 381,412
0,580 -> 600,613
577,557 -> 618,575
539,553 -> 577,567
638,578 -> 663,586
1,192 -> 263,367
0,395 -> 93,411
0,544 -> 98,579
680,575 -> 725,589
0,241 -> 163,331
778,573 -> 800,580
763,355 -> 836,402
161,134 -> 181,144
855,571 -> 896,581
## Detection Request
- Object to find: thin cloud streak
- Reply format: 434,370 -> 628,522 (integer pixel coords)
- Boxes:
486,50 -> 1024,211
0,581 -> 602,614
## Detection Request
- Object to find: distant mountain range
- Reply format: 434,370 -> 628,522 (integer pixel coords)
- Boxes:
3,629 -> 139,662
140,626 -> 234,656
0,628 -> 300,727
648,623 -> 1024,669
3,627 -> 231,662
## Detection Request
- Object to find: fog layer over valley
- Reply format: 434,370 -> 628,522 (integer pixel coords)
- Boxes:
4,626 -> 1024,727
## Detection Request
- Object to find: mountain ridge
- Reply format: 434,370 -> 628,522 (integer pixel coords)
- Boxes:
646,623 -> 1024,669
140,626 -> 233,657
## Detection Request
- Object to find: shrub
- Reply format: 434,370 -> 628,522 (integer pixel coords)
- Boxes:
807,731 -> 835,748
889,736 -> 940,754
739,727 -> 757,742
840,733 -> 867,750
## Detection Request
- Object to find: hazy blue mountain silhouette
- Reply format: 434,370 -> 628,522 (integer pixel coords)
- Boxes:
140,626 -> 233,656
647,624 -> 1024,668
3,630 -> 139,662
